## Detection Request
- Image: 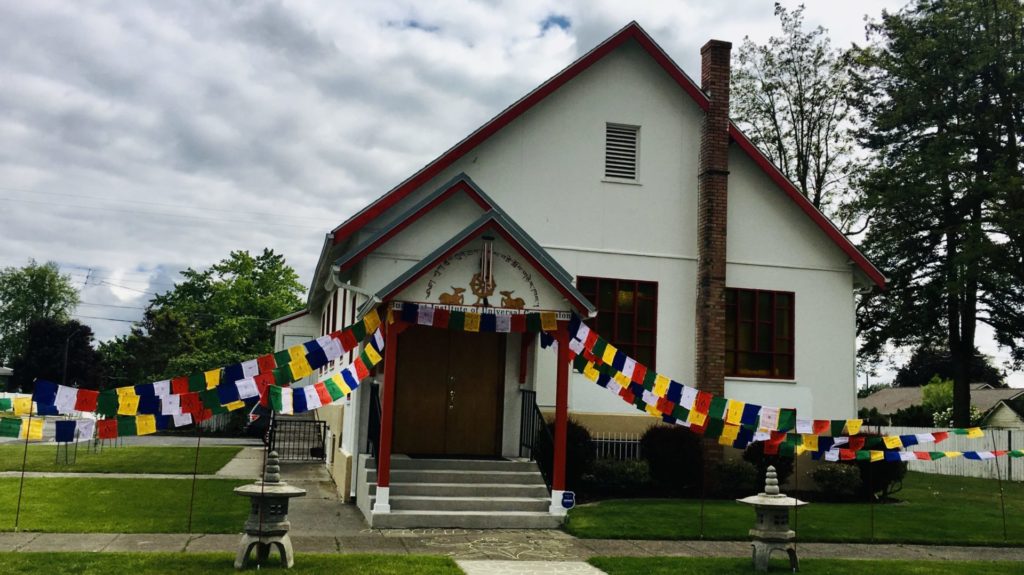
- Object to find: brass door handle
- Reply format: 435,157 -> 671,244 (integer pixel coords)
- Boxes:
448,389 -> 455,410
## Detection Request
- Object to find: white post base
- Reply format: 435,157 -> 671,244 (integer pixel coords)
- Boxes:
372,486 -> 391,513
548,490 -> 568,516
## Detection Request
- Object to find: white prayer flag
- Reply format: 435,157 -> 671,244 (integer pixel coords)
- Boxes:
495,315 -> 511,333
54,385 -> 79,414
568,338 -> 584,355
241,360 -> 260,379
976,451 -> 996,460
680,387 -> 698,410
76,419 -> 96,440
759,407 -> 780,430
796,419 -> 813,434
417,305 -> 435,326
899,452 -> 916,461
832,436 -> 849,447
825,450 -> 840,462
753,430 -> 772,442
575,322 -> 591,342
316,335 -> 333,350
916,433 -> 935,444
172,412 -> 193,427
373,329 -> 384,350
279,387 -> 294,415
622,358 -> 637,379
161,395 -> 181,416
236,378 -> 260,400
606,381 -> 623,396
641,390 -> 658,407
303,385 -> 322,410
322,338 -> 343,361
152,380 -> 171,397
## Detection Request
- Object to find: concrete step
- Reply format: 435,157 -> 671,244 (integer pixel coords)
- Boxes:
373,495 -> 550,512
370,510 -> 563,529
369,482 -> 550,498
367,457 -> 538,472
365,468 -> 546,485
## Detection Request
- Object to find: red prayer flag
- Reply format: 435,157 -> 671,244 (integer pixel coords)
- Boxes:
932,431 -> 949,444
510,314 -> 526,333
194,409 -> 213,424
315,382 -> 332,405
74,389 -> 99,412
180,392 -> 202,415
848,437 -> 866,451
433,308 -> 450,329
619,388 -> 635,405
689,421 -> 707,435
839,449 -> 856,460
694,391 -> 713,414
98,419 -> 118,440
583,330 -> 599,352
631,363 -> 647,385
764,441 -> 779,455
257,354 -> 277,374
656,397 -> 675,415
171,377 -> 190,395
339,330 -> 358,352
812,419 -> 831,435
914,452 -> 932,460
353,358 -> 370,380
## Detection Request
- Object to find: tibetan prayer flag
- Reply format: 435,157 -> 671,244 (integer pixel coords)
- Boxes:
241,359 -> 260,379
966,427 -> 984,438
525,312 -> 542,332
464,312 -> 481,332
223,363 -> 244,385
136,415 -> 157,436
217,381 -> 241,405
870,450 -> 884,462
115,386 -> 136,400
759,407 -> 780,430
98,419 -> 118,439
236,378 -> 260,400
273,364 -> 295,386
494,314 -> 510,333
900,434 -> 919,447
848,436 -> 866,451
353,357 -> 370,380
932,431 -> 949,444
364,343 -> 382,366
741,404 -> 761,427
726,400 -> 745,425
77,419 -> 95,440
540,312 -> 557,332
448,310 -> 466,331
324,378 -> 345,401
269,386 -> 293,414
321,338 -> 343,361
289,357 -> 313,380
19,420 -> 44,441
364,309 -> 381,334
200,390 -> 221,410
341,368 -> 359,392
802,434 -> 819,451
293,388 -> 308,413
135,383 -> 155,397
0,398 -> 10,412
274,349 -> 292,370
96,391 -> 118,417
351,317 -> 368,341
161,394 -> 181,416
830,420 -> 846,437
687,408 -> 707,426
813,420 -> 831,435
55,385 -> 79,414
303,385 -> 323,410
117,416 -> 137,437
188,372 -> 206,392
708,396 -> 728,420
601,343 -> 618,367
172,412 -> 192,427
705,418 -> 725,439
653,374 -> 670,398
33,380 -> 58,406
314,382 -> 332,405
288,345 -> 307,363
0,418 -> 21,438
335,329 -> 357,352
14,397 -> 32,415
180,392 -> 202,415
138,395 -> 161,415
225,400 -> 246,412
117,394 -> 140,416
171,376 -> 190,395
305,347 -> 328,370
153,380 -> 171,397
257,353 -> 277,374
845,419 -> 863,435
417,305 -> 435,326
778,409 -> 796,432
400,302 -> 418,324
796,419 -> 813,434
883,435 -> 902,449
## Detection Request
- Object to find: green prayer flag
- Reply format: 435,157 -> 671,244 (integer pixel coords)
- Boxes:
1009,450 -> 1024,458
642,370 -> 657,389
929,451 -> 946,460
777,409 -> 796,431
951,428 -> 968,435
117,416 -> 137,437
273,364 -> 295,386
324,379 -> 344,401
525,313 -> 542,332
0,398 -> 11,411
269,386 -> 284,412
209,402 -> 227,415
672,405 -> 690,422
865,436 -> 884,449
779,442 -> 796,457
855,450 -> 870,461
708,397 -> 728,420
705,418 -> 725,438
572,354 -> 588,373
188,372 -> 206,392
273,350 -> 292,370
830,420 -> 846,436
0,418 -> 21,438
96,391 -> 119,417
199,389 -> 221,410
448,311 -> 465,331
591,338 -> 607,362
350,322 -> 367,342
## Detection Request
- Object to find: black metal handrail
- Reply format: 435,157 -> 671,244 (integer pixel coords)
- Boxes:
519,389 -> 553,489
367,383 -> 381,460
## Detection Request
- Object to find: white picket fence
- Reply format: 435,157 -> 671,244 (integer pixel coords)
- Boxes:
592,431 -> 643,461
877,426 -> 1022,482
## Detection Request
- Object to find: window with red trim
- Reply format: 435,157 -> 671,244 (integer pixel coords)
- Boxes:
725,288 -> 794,379
577,277 -> 657,369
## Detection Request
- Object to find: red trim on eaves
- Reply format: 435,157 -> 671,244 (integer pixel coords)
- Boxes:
337,179 -> 491,273
330,22 -> 708,248
728,124 -> 886,289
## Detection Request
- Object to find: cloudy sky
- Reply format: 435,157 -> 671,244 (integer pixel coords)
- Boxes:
9,0 -> 1007,386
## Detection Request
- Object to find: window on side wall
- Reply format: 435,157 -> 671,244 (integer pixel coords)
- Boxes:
725,288 -> 794,379
577,276 -> 657,369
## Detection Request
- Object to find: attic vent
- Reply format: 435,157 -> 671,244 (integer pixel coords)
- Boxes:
605,123 -> 640,181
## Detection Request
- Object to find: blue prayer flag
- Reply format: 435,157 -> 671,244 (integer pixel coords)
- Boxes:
666,381 -> 683,404
33,380 -> 58,405
223,363 -> 244,385
401,303 -> 419,324
217,382 -> 240,405
741,404 -> 762,427
55,420 -> 76,443
305,348 -> 328,370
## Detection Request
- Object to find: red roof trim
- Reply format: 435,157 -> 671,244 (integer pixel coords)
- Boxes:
338,179 -> 490,273
381,219 -> 593,314
728,123 -> 886,289
330,22 -> 707,247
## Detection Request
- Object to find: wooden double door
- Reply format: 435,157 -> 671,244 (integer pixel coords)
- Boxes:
392,325 -> 506,456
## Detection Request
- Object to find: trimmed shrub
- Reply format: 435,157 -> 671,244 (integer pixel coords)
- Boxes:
535,419 -> 595,492
582,459 -> 652,498
855,457 -> 906,500
743,441 -> 794,487
710,459 -> 759,499
810,463 -> 862,501
639,425 -> 703,495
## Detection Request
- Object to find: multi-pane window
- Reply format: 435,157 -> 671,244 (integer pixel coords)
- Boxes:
725,288 -> 794,379
577,277 -> 657,369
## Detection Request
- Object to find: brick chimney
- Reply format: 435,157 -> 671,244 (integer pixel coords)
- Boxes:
695,40 -> 731,419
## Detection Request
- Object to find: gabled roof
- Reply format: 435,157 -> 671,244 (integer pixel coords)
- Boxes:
328,21 -> 885,289
858,386 -> 1024,415
372,210 -> 597,318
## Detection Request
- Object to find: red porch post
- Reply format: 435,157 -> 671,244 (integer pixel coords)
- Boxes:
550,321 -> 570,515
373,316 -> 404,513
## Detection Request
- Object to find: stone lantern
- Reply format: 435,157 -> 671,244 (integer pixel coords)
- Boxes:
737,465 -> 807,572
233,450 -> 307,569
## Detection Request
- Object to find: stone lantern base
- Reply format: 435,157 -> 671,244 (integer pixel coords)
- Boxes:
235,534 -> 294,569
750,538 -> 798,572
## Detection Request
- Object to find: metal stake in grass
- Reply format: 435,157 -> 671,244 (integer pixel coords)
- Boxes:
990,432 -> 1008,542
14,391 -> 34,531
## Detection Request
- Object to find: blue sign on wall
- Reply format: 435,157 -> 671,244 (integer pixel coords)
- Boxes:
561,491 -> 575,509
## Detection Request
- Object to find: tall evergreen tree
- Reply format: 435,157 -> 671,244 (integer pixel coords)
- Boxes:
852,0 -> 1024,426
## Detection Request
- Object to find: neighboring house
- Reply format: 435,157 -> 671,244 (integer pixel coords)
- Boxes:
858,384 -> 1024,424
984,399 -> 1024,430
0,367 -> 11,391
272,22 -> 884,528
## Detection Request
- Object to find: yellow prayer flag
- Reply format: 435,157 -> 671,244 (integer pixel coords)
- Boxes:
613,373 -> 631,387
796,445 -> 808,456
653,374 -> 670,397
364,309 -> 381,333
870,450 -> 884,462
725,400 -> 744,425
721,423 -> 740,441
583,362 -> 600,381
20,418 -> 43,440
364,344 -> 382,366
687,409 -> 707,426
802,434 -> 819,451
288,346 -> 306,363
966,427 -> 984,438
464,312 -> 481,332
136,415 -> 157,435
601,344 -> 618,367
13,397 -> 31,416
883,435 -> 902,449
386,308 -> 395,325
290,358 -> 313,380
845,419 -> 863,435
944,451 -> 962,459
116,386 -> 137,399
719,435 -> 735,446
540,312 -> 558,332
205,369 -> 221,390
118,395 -> 140,416
225,401 -> 246,412
645,404 -> 660,417
333,375 -> 352,396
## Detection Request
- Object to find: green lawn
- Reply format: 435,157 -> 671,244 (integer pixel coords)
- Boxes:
567,472 -> 1024,546
0,553 -> 461,575
0,445 -> 243,474
0,477 -> 249,533
590,557 -> 1024,575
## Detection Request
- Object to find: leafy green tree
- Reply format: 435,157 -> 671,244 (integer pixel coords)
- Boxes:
0,260 -> 79,365
851,0 -> 1024,426
921,376 -> 953,412
100,249 -> 304,382
731,3 -> 858,227
10,318 -> 103,392
892,344 -> 1005,387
